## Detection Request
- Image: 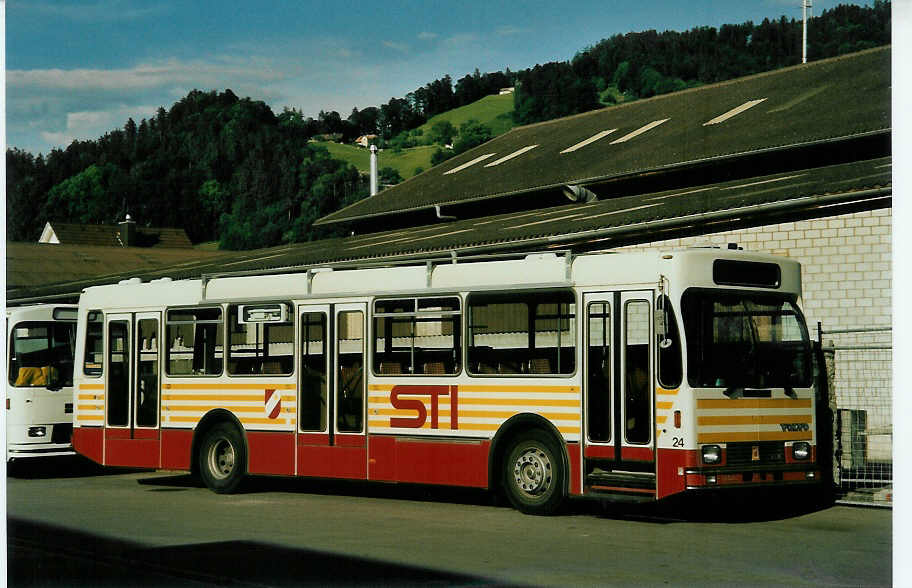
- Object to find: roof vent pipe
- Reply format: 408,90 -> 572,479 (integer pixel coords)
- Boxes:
562,185 -> 598,203
370,144 -> 379,196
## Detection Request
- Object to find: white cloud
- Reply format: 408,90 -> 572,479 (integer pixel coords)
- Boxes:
22,0 -> 172,22
417,32 -> 438,41
382,40 -> 410,53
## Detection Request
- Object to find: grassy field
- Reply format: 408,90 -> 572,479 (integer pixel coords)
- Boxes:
313,141 -> 438,179
417,93 -> 516,137
314,93 -> 516,180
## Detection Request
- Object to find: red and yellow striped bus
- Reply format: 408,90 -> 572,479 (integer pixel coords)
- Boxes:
72,248 -> 819,514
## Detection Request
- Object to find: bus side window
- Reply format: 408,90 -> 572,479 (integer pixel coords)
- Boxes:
300,312 -> 327,432
166,308 -> 223,376
83,311 -> 104,377
337,310 -> 364,433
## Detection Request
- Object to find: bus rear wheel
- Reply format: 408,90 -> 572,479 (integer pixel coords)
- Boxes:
199,423 -> 246,494
503,430 -> 565,515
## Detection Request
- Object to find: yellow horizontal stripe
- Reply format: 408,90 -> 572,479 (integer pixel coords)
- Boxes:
163,383 -> 296,390
77,393 -> 104,400
697,398 -> 812,410
459,397 -> 579,407
240,418 -> 294,426
373,408 -> 577,420
78,404 -> 104,411
76,415 -> 103,422
656,401 -> 674,410
162,394 -> 294,402
656,416 -> 668,424
163,405 -> 295,414
657,388 -> 679,396
79,383 -> 105,390
368,384 -> 579,394
365,420 -> 580,435
168,416 -> 202,423
698,415 -> 813,426
459,385 -> 579,394
697,430 -> 813,443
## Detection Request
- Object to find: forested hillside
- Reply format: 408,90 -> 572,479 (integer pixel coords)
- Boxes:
6,1 -> 890,250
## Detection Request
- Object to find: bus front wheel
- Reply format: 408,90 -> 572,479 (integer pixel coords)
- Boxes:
199,422 -> 246,494
503,430 -> 565,515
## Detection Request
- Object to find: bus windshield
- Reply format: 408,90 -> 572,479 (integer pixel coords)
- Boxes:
681,290 -> 812,389
8,321 -> 76,388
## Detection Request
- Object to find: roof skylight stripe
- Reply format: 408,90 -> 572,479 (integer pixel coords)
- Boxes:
506,212 -> 586,230
443,153 -> 497,175
703,98 -> 767,126
720,173 -> 805,190
560,129 -> 617,154
586,203 -> 662,220
484,145 -> 539,167
609,119 -> 670,144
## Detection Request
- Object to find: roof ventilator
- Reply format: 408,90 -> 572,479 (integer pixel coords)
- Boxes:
435,205 -> 457,221
563,185 -> 599,204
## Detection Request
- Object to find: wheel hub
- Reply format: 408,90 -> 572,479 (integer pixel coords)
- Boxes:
513,447 -> 552,496
209,438 -> 235,480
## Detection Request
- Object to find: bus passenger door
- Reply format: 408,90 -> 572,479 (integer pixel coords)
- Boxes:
296,303 -> 367,479
583,292 -> 655,496
104,312 -> 161,468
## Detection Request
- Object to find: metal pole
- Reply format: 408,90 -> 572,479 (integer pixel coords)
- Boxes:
802,1 -> 812,64
370,144 -> 378,196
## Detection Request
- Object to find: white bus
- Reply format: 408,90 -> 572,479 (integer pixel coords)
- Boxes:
71,248 -> 819,514
6,304 -> 78,461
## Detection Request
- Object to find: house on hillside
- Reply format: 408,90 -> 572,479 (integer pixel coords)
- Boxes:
39,216 -> 193,249
355,134 -> 378,148
498,87 -> 515,95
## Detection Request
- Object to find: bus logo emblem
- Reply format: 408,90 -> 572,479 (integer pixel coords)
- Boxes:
265,389 -> 281,420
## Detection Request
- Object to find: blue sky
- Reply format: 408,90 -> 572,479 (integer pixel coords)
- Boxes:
6,0 -> 878,155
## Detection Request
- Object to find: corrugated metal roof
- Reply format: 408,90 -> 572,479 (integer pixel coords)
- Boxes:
8,156 -> 889,303
317,47 -> 890,226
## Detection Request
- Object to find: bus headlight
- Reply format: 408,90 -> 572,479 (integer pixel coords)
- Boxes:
792,442 -> 811,461
28,426 -> 47,437
702,444 -> 722,465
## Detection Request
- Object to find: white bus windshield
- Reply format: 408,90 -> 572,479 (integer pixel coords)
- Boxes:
681,291 -> 812,389
8,321 -> 76,388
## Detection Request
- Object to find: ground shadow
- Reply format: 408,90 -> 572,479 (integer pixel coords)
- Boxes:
8,517 -> 516,587
6,455 -> 150,480
135,472 -> 833,524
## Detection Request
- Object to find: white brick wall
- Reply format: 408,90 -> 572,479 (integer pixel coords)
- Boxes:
619,208 -> 893,458
618,208 -> 893,333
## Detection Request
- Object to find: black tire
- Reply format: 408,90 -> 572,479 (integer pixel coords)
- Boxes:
198,422 -> 246,494
502,430 -> 566,515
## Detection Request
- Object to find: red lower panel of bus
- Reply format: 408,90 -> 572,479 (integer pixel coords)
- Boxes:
656,448 -> 699,499
161,429 -> 193,470
104,428 -> 161,468
248,431 -> 296,476
369,436 -> 490,488
72,427 -> 103,464
296,433 -> 367,480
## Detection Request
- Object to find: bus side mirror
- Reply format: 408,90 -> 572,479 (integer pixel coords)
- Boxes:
655,313 -> 673,349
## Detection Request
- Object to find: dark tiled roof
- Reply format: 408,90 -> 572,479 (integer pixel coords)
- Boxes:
317,47 -> 890,226
8,156 -> 890,303
47,223 -> 194,248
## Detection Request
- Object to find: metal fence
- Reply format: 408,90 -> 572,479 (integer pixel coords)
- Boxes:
818,325 -> 892,507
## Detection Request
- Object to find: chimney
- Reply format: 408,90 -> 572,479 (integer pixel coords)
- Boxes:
119,214 -> 136,247
370,144 -> 378,196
